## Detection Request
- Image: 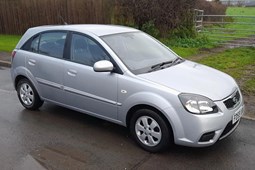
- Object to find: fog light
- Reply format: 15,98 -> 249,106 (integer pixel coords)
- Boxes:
199,131 -> 215,142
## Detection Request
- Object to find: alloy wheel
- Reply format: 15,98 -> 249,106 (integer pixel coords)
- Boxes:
135,116 -> 162,147
19,83 -> 34,106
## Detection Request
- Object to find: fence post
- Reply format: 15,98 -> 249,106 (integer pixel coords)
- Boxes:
194,9 -> 204,33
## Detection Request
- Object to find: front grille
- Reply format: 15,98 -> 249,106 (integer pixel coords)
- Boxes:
224,90 -> 240,109
220,120 -> 239,139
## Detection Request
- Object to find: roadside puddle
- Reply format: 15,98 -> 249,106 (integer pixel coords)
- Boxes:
24,143 -> 108,170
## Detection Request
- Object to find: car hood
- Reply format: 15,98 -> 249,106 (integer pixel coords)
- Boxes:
138,60 -> 237,101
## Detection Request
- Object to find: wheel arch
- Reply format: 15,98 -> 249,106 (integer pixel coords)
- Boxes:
126,104 -> 174,139
15,75 -> 27,89
12,66 -> 39,92
14,73 -> 42,100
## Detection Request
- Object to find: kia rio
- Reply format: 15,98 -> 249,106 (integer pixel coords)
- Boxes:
11,25 -> 244,152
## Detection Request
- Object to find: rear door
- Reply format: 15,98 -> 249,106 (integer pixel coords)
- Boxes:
63,33 -> 119,120
25,31 -> 67,103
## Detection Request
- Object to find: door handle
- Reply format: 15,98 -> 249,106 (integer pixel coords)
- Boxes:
67,69 -> 77,77
28,59 -> 36,66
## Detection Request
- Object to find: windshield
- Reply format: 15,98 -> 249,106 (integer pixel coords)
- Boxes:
101,32 -> 178,74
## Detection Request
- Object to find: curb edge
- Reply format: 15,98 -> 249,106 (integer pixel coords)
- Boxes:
242,115 -> 255,121
0,60 -> 11,67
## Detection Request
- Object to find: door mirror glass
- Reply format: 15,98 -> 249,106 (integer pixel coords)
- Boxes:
93,60 -> 113,72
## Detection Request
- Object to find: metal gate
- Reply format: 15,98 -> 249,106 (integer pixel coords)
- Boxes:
194,9 -> 255,47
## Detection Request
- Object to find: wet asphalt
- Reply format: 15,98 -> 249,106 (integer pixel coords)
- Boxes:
0,66 -> 255,170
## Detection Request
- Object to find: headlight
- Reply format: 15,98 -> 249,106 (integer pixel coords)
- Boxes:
178,93 -> 219,114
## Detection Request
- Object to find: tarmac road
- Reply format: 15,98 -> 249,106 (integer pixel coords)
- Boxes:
0,66 -> 255,170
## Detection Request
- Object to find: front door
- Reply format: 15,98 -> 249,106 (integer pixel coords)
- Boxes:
63,33 -> 118,120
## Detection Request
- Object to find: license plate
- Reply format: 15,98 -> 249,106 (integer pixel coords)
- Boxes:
232,107 -> 244,124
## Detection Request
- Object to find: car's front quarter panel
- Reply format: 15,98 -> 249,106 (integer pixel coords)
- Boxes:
117,74 -> 180,126
117,73 -> 201,145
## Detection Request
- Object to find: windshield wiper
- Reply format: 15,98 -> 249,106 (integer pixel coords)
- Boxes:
149,61 -> 173,72
171,57 -> 184,65
150,60 -> 173,71
149,58 -> 184,72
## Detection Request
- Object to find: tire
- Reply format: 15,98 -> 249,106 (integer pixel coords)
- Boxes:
17,78 -> 44,110
130,109 -> 173,153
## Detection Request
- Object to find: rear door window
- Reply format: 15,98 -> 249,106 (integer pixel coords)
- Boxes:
38,32 -> 67,58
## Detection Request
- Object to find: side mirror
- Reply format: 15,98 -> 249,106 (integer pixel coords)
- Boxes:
93,60 -> 114,72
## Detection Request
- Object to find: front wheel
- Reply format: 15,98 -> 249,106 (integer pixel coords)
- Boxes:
130,109 -> 172,152
17,79 -> 44,110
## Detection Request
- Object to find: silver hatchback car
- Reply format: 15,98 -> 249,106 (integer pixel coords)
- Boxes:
11,25 -> 244,152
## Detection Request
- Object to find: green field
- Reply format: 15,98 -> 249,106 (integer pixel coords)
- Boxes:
202,7 -> 255,43
227,7 -> 255,16
0,34 -> 21,52
225,7 -> 255,35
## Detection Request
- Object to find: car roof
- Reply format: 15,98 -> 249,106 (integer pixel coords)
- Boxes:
15,24 -> 139,49
29,24 -> 138,36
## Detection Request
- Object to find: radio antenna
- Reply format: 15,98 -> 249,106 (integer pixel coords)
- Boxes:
59,15 -> 68,25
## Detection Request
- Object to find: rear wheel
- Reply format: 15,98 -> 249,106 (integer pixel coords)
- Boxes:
130,109 -> 172,152
17,79 -> 44,110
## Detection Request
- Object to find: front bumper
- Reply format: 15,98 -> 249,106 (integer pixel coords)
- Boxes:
166,89 -> 244,147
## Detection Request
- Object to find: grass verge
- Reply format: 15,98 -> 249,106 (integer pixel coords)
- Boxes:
0,34 -> 21,52
171,47 -> 199,58
161,35 -> 214,57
